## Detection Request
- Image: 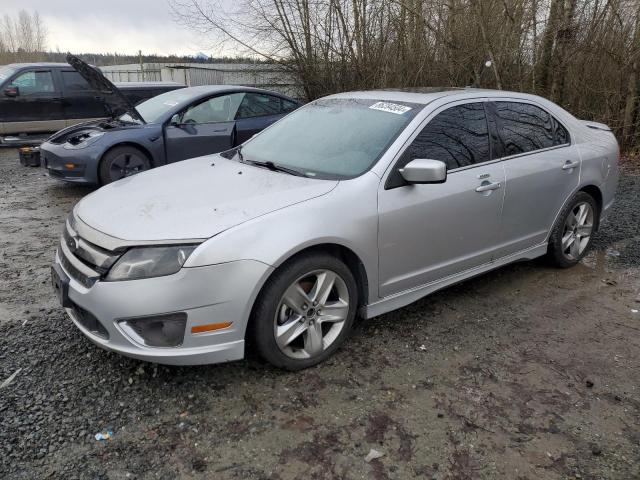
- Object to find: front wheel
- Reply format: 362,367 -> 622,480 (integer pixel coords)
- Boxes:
99,146 -> 151,185
547,191 -> 598,268
250,253 -> 358,370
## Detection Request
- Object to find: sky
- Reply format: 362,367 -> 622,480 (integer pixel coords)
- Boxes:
2,0 -> 219,56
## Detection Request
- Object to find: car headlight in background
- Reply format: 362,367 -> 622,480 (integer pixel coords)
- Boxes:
63,131 -> 105,150
106,245 -> 198,281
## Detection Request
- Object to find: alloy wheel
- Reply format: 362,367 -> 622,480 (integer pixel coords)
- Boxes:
274,269 -> 350,359
561,201 -> 594,260
109,152 -> 148,181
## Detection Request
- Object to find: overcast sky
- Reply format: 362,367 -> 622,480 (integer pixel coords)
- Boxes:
8,0 -> 216,56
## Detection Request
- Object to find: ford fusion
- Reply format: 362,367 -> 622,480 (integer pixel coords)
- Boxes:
52,88 -> 618,370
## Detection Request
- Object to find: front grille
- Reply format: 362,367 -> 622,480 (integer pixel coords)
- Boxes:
59,247 -> 96,288
58,214 -> 122,287
72,303 -> 109,339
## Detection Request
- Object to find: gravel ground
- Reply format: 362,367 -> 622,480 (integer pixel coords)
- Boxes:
0,148 -> 639,480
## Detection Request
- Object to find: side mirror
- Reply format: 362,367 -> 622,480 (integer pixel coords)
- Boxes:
4,86 -> 18,97
169,114 -> 181,126
399,159 -> 447,184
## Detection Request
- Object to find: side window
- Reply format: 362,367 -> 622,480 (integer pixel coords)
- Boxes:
236,93 -> 284,119
281,98 -> 299,114
404,103 -> 490,168
61,71 -> 91,91
493,102 -> 561,155
553,118 -> 570,146
11,70 -> 55,95
387,103 -> 490,188
181,93 -> 245,124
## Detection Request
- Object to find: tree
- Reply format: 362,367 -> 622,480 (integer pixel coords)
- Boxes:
0,10 -> 47,63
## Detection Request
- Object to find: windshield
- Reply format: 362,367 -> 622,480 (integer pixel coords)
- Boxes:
238,98 -> 422,179
119,88 -> 194,124
0,65 -> 16,84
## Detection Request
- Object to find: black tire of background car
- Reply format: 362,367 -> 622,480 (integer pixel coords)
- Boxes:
547,191 -> 599,268
98,145 -> 151,185
249,252 -> 358,371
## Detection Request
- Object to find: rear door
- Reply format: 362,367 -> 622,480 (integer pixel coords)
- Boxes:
235,93 -> 299,143
378,101 -> 506,297
487,100 -> 578,256
59,69 -> 108,125
1,68 -> 64,134
164,93 -> 243,162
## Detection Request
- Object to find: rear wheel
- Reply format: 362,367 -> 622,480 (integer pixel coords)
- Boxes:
548,191 -> 598,267
250,253 -> 358,370
99,145 -> 150,185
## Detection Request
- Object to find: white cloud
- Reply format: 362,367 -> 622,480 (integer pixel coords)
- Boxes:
6,0 -> 221,56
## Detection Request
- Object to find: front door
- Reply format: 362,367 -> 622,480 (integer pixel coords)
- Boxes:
234,92 -> 296,143
378,102 -> 506,297
487,101 -> 580,256
0,69 -> 64,135
164,93 -> 244,162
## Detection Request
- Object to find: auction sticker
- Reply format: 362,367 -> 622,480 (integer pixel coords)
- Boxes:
369,102 -> 412,115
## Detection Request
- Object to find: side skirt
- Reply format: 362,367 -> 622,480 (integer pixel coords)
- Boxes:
361,242 -> 548,319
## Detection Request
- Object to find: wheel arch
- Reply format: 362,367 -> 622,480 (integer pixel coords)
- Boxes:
244,242 -> 370,344
99,142 -> 154,168
578,184 -> 603,228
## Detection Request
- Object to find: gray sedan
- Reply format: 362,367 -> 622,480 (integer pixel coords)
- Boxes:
51,88 -> 619,370
40,55 -> 300,185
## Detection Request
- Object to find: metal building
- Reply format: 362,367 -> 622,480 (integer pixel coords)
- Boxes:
100,63 -> 303,99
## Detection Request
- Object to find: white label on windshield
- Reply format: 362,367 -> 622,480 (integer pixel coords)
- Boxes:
163,101 -> 179,106
369,102 -> 412,115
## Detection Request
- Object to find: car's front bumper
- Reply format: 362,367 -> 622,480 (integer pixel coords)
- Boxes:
53,250 -> 273,365
41,141 -> 102,184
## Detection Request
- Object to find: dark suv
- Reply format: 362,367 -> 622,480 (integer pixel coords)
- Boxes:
0,63 -> 183,143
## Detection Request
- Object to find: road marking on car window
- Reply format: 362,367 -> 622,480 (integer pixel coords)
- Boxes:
369,102 -> 412,115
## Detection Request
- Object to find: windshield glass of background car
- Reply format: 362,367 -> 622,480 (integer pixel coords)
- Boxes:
0,66 -> 16,83
119,88 -> 194,123
239,98 -> 422,179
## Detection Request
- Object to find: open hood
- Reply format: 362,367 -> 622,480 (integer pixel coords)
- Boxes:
66,53 -> 146,124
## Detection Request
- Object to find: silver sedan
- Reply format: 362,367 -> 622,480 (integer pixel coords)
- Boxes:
51,88 -> 619,370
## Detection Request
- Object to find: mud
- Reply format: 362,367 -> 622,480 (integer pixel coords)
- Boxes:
1,148 -> 639,479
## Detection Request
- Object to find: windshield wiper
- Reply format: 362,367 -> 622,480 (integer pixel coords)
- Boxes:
236,146 -> 306,177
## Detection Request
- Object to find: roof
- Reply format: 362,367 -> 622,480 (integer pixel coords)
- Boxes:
5,62 -> 70,68
113,81 -> 186,88
179,84 -> 298,100
328,87 -> 530,104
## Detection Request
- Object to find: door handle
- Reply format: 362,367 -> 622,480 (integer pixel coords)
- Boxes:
475,181 -> 502,192
562,160 -> 580,170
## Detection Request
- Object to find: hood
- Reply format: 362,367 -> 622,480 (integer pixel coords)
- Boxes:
76,156 -> 338,242
46,118 -> 140,145
66,53 -> 145,124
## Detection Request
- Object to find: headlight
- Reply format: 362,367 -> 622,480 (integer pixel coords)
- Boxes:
106,245 -> 198,281
63,131 -> 105,150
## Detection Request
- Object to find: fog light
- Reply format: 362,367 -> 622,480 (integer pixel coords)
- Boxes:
119,313 -> 187,347
65,163 -> 75,169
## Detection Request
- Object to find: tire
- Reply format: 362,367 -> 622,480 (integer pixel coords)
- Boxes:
547,191 -> 598,268
250,252 -> 358,371
98,145 -> 151,185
